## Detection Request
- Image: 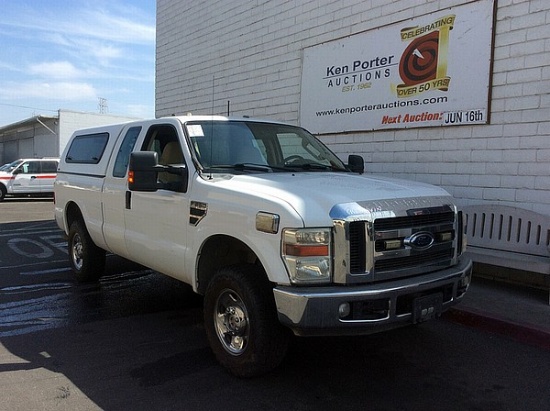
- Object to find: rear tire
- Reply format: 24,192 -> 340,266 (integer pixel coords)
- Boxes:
204,264 -> 290,377
68,220 -> 106,282
0,185 -> 6,201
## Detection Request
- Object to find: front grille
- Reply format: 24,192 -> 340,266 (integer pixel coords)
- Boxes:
373,209 -> 454,230
349,222 -> 366,273
348,206 -> 457,282
374,249 -> 453,271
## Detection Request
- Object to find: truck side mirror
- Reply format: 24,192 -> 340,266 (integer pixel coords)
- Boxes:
348,155 -> 364,174
128,151 -> 159,192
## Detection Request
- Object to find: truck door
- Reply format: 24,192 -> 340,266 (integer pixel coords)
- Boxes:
123,123 -> 189,280
102,125 -> 143,258
11,160 -> 42,194
38,160 -> 58,193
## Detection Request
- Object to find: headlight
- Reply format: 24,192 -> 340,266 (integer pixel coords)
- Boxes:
282,228 -> 332,284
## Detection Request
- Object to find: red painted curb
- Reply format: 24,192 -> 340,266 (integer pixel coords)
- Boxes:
443,306 -> 550,352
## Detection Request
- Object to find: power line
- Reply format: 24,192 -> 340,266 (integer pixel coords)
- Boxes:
0,102 -> 58,113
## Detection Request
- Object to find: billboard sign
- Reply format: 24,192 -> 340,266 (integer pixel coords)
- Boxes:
300,0 -> 495,134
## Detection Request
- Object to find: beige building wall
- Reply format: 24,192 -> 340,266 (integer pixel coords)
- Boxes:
156,0 -> 550,214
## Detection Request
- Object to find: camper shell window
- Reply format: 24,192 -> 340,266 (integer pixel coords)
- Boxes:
66,133 -> 109,164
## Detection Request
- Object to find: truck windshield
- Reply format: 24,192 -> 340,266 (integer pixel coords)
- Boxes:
2,160 -> 22,172
185,120 -> 348,172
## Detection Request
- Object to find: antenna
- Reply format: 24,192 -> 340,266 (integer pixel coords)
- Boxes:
212,76 -> 215,116
209,76 -> 215,179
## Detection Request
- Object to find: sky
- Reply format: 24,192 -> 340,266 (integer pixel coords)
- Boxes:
0,0 -> 156,127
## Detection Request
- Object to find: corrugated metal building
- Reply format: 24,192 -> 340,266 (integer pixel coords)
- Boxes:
0,110 -> 139,164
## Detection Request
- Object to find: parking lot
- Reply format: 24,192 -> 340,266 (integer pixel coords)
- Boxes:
1,199 -> 549,411
0,197 -> 56,223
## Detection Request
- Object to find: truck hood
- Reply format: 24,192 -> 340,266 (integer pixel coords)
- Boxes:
210,172 -> 452,224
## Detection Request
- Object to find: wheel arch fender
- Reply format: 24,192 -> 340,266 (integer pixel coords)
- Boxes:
64,201 -> 85,233
196,234 -> 270,295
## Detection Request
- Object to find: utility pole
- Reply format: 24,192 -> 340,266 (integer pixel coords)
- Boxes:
98,97 -> 108,114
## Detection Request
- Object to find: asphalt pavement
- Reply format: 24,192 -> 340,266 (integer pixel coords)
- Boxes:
445,275 -> 550,351
0,197 -> 55,223
1,198 -> 549,351
1,198 -> 549,411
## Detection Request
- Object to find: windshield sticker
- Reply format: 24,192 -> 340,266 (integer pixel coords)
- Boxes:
187,124 -> 204,137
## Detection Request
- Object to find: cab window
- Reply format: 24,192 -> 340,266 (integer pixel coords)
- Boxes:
113,127 -> 142,178
18,161 -> 40,174
41,161 -> 58,173
142,125 -> 186,192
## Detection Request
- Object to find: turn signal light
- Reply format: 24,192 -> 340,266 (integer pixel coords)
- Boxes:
285,244 -> 329,257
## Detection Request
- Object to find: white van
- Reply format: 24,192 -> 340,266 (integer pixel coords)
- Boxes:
0,158 -> 59,201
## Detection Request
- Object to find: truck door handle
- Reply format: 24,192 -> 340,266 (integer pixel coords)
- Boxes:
125,191 -> 131,209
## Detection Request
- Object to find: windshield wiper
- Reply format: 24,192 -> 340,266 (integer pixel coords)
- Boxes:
234,163 -> 273,172
284,162 -> 347,171
204,163 -> 292,173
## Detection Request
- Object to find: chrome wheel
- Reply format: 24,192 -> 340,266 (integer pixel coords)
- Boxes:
214,289 -> 249,355
71,232 -> 84,271
204,265 -> 290,377
67,220 -> 105,282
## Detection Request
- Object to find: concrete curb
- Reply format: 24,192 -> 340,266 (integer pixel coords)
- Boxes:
443,306 -> 550,352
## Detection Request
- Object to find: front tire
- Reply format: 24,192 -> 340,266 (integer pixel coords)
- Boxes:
204,265 -> 290,377
0,185 -> 6,201
68,220 -> 106,282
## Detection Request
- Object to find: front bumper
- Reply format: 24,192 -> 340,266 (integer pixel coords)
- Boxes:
273,258 -> 472,336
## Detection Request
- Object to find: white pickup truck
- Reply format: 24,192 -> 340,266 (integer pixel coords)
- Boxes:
54,116 -> 472,377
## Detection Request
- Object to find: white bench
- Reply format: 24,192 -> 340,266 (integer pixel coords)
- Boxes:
462,204 -> 550,304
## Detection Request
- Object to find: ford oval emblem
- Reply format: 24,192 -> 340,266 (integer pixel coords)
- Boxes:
404,231 -> 435,250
